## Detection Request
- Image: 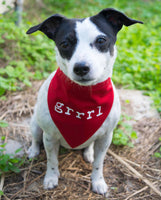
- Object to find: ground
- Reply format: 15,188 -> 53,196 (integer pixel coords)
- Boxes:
0,81 -> 161,200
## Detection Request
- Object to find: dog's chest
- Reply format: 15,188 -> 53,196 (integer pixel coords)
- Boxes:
47,68 -> 114,148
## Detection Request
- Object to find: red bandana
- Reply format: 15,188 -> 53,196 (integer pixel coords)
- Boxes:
47,68 -> 114,148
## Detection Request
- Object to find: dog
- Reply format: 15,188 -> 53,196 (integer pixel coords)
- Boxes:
26,8 -> 143,195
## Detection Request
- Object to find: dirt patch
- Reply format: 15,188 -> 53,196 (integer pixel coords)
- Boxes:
0,82 -> 161,200
118,89 -> 160,121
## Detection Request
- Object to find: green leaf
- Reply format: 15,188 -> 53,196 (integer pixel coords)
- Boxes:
23,79 -> 32,87
0,190 -> 4,196
0,143 -> 6,148
10,158 -> 19,164
1,136 -> 5,141
5,66 -> 15,77
0,121 -> 8,128
125,99 -> 130,104
154,152 -> 161,158
128,142 -> 134,148
111,187 -> 118,191
15,148 -> 22,154
2,1 -> 6,5
131,131 -> 138,139
10,165 -> 20,173
0,88 -> 5,96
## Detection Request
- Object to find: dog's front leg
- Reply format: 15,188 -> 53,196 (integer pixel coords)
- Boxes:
43,133 -> 60,189
91,132 -> 113,195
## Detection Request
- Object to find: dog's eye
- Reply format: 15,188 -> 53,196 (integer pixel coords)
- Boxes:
94,36 -> 110,52
60,41 -> 69,49
96,37 -> 107,44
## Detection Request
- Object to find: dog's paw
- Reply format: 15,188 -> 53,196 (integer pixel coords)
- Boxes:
83,144 -> 94,163
43,174 -> 58,190
83,150 -> 94,163
27,145 -> 40,158
92,178 -> 108,195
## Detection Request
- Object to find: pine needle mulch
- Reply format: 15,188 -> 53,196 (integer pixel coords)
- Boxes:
0,82 -> 161,200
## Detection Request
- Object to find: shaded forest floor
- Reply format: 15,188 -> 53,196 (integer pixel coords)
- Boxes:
0,81 -> 161,200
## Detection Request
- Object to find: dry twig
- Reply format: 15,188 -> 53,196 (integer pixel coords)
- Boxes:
125,185 -> 148,200
10,172 -> 45,199
108,149 -> 161,197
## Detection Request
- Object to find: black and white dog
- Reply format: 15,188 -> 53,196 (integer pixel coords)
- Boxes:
27,8 -> 143,195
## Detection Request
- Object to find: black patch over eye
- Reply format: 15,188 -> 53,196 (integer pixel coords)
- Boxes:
95,35 -> 110,52
55,20 -> 77,60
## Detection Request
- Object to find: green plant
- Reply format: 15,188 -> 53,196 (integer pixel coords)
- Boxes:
0,121 -> 8,128
113,23 -> 161,115
0,137 -> 24,175
0,135 -> 25,196
0,62 -> 32,95
0,143 -> 23,174
154,137 -> 161,158
0,13 -> 57,96
112,115 -> 137,147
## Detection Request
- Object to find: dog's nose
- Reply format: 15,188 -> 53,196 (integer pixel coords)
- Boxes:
74,62 -> 90,76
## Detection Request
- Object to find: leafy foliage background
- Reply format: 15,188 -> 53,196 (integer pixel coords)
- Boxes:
0,0 -> 161,114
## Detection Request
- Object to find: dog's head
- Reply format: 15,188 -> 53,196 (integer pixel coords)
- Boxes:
27,8 -> 143,85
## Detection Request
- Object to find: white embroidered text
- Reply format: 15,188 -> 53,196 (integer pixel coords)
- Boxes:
54,102 -> 103,119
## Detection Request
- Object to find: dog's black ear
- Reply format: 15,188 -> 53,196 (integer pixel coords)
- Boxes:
98,8 -> 143,34
26,14 -> 65,40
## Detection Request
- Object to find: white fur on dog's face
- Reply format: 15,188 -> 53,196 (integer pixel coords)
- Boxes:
55,18 -> 117,86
